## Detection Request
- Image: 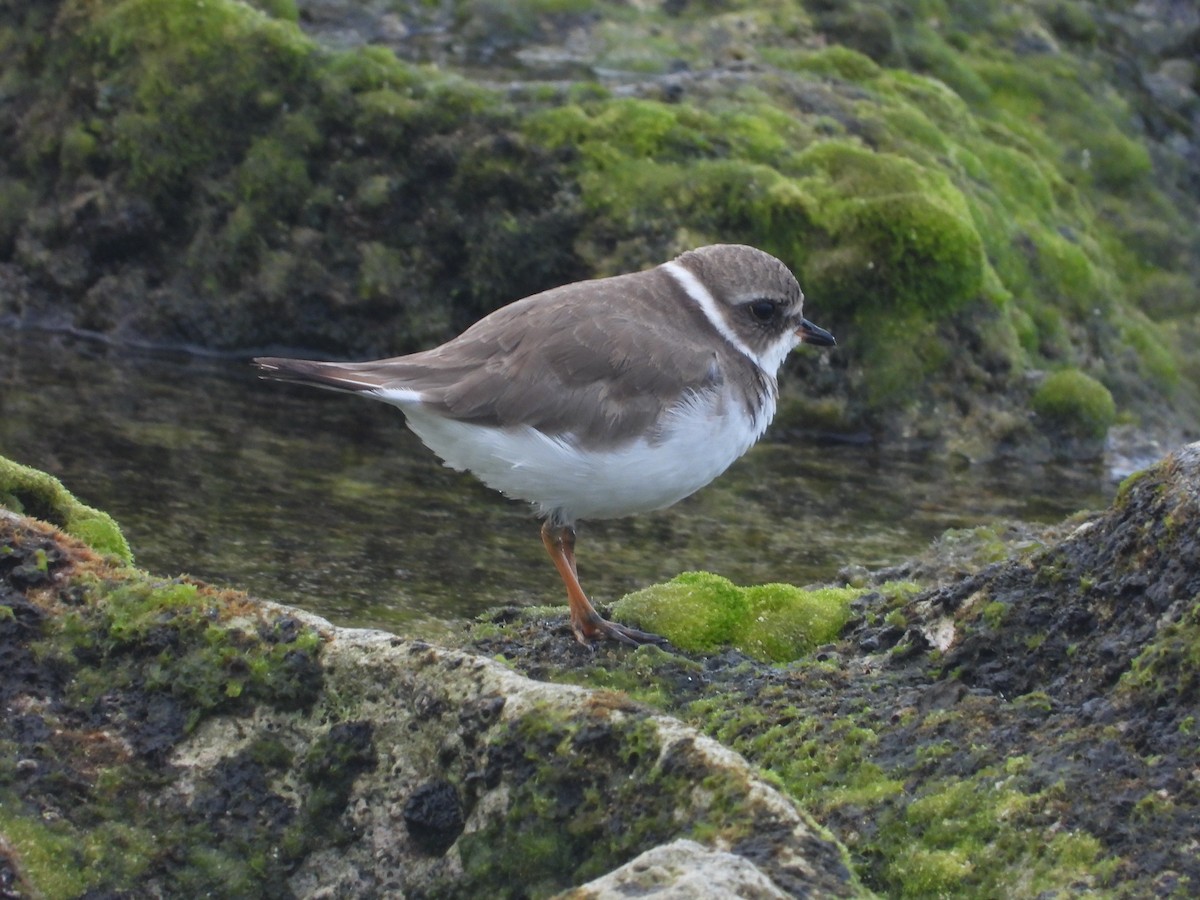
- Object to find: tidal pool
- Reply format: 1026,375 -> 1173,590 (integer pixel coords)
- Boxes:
1,330 -> 1115,638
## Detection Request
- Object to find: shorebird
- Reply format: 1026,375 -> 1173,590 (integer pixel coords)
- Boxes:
254,244 -> 834,646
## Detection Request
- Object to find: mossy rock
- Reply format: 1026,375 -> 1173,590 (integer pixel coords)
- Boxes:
737,582 -> 859,663
611,572 -> 749,655
0,455 -> 132,563
2,0 -> 1199,451
612,572 -> 857,663
793,140 -> 985,320
1030,369 -> 1116,439
0,510 -> 327,896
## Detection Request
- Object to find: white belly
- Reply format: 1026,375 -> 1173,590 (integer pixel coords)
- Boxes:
392,388 -> 773,522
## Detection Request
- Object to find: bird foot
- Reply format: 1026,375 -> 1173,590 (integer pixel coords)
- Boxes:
571,611 -> 667,648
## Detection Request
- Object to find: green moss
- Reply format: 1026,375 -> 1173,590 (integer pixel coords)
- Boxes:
353,173 -> 394,211
903,24 -> 993,103
1,511 -> 332,897
37,574 -> 324,728
356,241 -> 409,302
1042,0 -> 1099,44
975,141 -> 1059,217
883,773 -> 1116,896
1120,599 -> 1200,704
550,643 -> 703,708
1031,369 -> 1116,439
982,601 -> 1008,630
791,45 -> 884,82
850,312 -> 949,408
678,665 -> 1120,897
737,583 -> 857,662
58,122 -> 100,174
1133,271 -> 1196,321
0,807 -> 95,897
0,454 -> 132,563
793,140 -> 985,318
352,87 -> 424,148
613,572 -> 857,663
1122,318 -> 1180,390
0,805 -> 157,896
246,0 -> 299,22
690,684 -> 904,812
1085,128 -> 1152,191
0,178 -> 34,251
1132,790 -> 1175,822
1008,304 -> 1039,354
455,707 -> 672,896
880,580 -> 923,604
234,133 -> 314,220
1028,227 -> 1110,317
1013,690 -> 1053,714
1114,466 -> 1156,507
611,571 -> 749,655
1025,303 -> 1073,361
93,0 -> 315,205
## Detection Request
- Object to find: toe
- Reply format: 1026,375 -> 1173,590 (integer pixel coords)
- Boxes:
572,612 -> 666,647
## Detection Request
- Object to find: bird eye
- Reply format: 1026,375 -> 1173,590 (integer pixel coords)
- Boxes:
748,299 -> 777,323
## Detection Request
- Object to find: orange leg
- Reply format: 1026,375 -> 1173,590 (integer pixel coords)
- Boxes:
540,520 -> 666,647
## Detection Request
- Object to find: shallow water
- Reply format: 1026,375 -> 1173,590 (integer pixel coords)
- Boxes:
1,330 -> 1115,638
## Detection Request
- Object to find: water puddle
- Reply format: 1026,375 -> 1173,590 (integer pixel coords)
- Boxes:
1,331 -> 1115,638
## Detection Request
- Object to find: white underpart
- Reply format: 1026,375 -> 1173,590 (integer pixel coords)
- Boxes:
367,261 -> 804,521
380,384 -> 773,522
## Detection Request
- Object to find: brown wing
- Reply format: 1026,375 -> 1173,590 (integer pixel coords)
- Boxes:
255,268 -> 731,446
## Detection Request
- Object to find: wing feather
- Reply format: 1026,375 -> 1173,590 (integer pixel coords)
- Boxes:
255,267 -> 736,446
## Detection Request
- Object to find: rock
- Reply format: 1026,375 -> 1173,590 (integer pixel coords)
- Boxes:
4,441 -> 1200,895
474,441 -> 1200,896
3,0 -> 1200,456
567,839 -> 791,899
239,621 -> 858,898
0,508 -> 857,898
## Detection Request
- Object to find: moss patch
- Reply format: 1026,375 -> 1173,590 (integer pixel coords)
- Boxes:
791,139 -> 985,320
457,708 -> 677,895
0,511 -> 331,896
1031,369 -> 1116,439
0,454 -> 132,563
612,571 -> 857,663
448,691 -> 858,898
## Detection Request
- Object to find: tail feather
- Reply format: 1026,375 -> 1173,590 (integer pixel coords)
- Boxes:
252,357 -> 384,394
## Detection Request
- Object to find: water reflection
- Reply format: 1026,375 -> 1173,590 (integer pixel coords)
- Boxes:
0,331 -> 1115,637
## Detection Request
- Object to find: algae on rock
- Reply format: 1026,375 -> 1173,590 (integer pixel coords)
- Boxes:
0,454 -> 131,563
0,460 -> 860,898
1,0 -> 1198,455
474,442 -> 1200,897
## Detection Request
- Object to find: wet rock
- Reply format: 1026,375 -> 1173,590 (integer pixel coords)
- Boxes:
567,839 -> 791,899
472,441 -> 1200,895
3,0 -> 1200,459
0,510 -> 857,898
403,779 -> 464,856
5,436 -> 1200,893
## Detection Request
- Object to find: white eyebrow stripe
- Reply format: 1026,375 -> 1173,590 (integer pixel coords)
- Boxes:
662,261 -> 762,368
